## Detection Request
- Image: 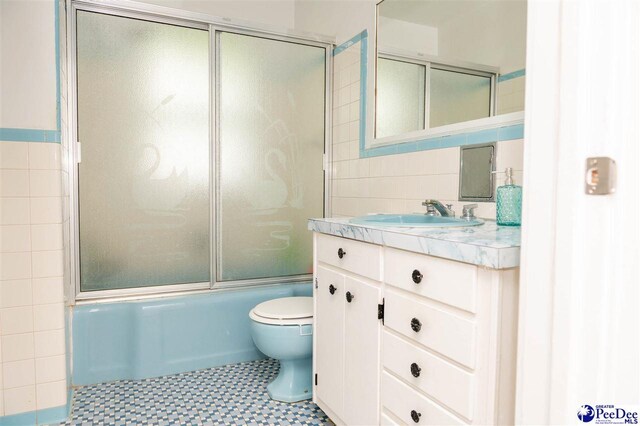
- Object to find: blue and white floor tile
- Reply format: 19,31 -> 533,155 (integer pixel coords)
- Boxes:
60,359 -> 330,425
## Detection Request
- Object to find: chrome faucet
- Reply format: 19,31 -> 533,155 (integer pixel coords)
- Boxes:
421,199 -> 455,217
461,203 -> 478,220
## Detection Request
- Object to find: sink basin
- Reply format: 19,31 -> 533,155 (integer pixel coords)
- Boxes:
349,214 -> 484,228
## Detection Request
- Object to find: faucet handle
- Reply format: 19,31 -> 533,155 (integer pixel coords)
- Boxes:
462,204 -> 478,220
422,200 -> 438,216
424,204 -> 438,216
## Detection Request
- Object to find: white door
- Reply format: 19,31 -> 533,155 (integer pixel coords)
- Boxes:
344,275 -> 381,426
315,266 -> 345,417
517,0 -> 640,423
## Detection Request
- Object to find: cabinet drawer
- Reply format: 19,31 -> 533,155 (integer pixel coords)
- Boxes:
384,247 -> 477,313
383,331 -> 474,420
381,372 -> 465,426
385,289 -> 476,369
316,233 -> 381,281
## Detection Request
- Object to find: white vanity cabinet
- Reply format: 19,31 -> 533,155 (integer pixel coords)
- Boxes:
312,232 -> 519,426
313,233 -> 383,425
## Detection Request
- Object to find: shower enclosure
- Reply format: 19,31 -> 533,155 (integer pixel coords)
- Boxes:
70,3 -> 331,299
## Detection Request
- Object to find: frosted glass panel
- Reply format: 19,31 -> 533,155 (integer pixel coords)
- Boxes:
77,12 -> 210,291
376,58 -> 425,138
429,68 -> 491,128
218,32 -> 325,282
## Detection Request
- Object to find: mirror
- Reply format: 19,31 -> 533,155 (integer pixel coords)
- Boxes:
459,143 -> 496,201
375,0 -> 527,140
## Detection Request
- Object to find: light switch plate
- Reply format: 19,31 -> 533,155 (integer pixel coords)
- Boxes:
585,157 -> 616,195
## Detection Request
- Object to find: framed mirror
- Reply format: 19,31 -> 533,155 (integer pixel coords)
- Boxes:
374,0 -> 527,146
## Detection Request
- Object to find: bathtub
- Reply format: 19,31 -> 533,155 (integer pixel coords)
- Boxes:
72,282 -> 312,385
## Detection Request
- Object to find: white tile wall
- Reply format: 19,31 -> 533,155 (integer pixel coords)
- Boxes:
0,280 -> 32,308
4,386 -> 36,415
0,198 -> 31,225
1,334 -> 35,362
330,43 -> 525,220
35,380 -> 66,410
497,76 -> 526,115
0,141 -> 67,417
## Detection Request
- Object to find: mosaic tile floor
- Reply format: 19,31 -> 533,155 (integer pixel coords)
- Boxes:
59,359 -> 330,425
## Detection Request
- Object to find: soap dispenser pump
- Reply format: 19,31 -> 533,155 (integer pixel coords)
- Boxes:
493,167 -> 522,226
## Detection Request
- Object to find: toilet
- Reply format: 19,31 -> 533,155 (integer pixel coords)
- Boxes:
249,296 -> 313,403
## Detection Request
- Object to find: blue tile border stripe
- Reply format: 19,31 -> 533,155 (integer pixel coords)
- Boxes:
0,390 -> 72,425
0,128 -> 61,143
0,411 -> 36,426
0,404 -> 68,426
359,32 -> 368,156
498,68 -> 525,82
0,0 -> 61,144
332,30 -> 367,56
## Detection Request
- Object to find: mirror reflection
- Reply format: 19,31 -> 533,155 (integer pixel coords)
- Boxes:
376,0 -> 527,139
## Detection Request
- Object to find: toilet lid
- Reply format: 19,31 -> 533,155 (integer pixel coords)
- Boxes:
249,309 -> 313,326
253,297 -> 313,320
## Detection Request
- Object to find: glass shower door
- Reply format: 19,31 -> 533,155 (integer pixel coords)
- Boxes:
76,11 -> 210,292
217,32 -> 326,282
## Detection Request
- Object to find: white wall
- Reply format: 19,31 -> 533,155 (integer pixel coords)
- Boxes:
138,0 -> 296,29
0,0 -> 57,130
378,16 -> 438,56
294,0 -> 374,44
438,1 -> 527,73
517,0 -> 640,422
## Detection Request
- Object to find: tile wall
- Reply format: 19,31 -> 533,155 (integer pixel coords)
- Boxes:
331,42 -> 524,220
0,142 -> 67,418
497,75 -> 526,115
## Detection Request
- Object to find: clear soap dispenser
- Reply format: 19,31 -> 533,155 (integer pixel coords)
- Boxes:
493,167 -> 522,226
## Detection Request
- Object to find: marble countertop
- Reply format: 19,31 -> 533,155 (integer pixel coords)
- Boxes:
308,217 -> 521,269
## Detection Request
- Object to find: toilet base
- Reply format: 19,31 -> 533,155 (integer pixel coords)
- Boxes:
267,357 -> 313,403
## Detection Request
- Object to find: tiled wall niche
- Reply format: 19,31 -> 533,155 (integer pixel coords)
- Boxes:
331,39 -> 524,220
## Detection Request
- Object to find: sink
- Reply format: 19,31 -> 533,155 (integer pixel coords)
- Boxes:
349,214 -> 484,228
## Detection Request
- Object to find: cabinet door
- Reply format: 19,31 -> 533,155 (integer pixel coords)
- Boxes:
344,275 -> 381,426
315,266 -> 345,417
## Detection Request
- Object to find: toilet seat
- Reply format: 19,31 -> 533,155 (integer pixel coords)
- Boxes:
250,297 -> 313,326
